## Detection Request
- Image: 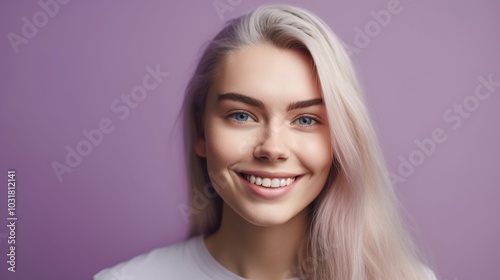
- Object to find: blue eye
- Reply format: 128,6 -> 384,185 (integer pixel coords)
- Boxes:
229,112 -> 253,122
296,116 -> 317,126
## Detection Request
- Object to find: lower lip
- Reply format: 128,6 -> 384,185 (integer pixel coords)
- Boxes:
238,173 -> 299,200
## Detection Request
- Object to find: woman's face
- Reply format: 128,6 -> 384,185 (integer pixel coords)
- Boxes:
196,43 -> 333,227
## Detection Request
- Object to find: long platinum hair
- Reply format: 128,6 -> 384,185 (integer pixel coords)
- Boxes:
182,4 -> 431,280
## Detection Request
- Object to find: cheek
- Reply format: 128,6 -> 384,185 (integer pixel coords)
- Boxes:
298,132 -> 333,173
204,123 -> 251,170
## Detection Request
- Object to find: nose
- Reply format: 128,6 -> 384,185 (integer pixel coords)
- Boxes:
253,124 -> 290,162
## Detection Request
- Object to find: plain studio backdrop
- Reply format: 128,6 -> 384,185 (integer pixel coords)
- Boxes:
1,0 -> 499,279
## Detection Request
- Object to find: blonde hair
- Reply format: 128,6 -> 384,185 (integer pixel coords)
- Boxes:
182,4 -> 430,280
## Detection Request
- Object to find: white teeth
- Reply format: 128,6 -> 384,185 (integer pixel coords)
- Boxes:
280,179 -> 286,187
243,174 -> 296,188
255,177 -> 262,185
262,178 -> 271,187
271,179 -> 280,188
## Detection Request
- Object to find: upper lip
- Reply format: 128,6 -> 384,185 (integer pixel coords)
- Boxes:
236,170 -> 301,178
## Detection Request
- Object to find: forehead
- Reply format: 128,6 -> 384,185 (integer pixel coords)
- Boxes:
209,43 -> 321,103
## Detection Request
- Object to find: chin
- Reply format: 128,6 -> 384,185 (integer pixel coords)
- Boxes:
236,205 -> 304,228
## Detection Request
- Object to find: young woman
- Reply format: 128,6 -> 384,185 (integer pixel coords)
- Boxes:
95,4 -> 436,280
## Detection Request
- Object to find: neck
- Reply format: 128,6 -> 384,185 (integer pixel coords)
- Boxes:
204,202 -> 308,280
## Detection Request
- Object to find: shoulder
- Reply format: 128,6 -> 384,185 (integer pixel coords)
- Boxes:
93,236 -> 204,280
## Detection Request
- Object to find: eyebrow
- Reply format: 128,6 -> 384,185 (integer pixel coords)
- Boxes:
217,92 -> 265,109
287,98 -> 323,111
217,92 -> 323,111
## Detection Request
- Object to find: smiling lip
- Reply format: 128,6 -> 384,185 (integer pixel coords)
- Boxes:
235,170 -> 301,200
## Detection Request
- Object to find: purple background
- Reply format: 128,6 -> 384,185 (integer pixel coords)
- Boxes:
1,0 -> 499,279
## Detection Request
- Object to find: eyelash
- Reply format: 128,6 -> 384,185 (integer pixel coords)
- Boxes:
294,115 -> 320,126
227,111 -> 256,123
227,111 -> 321,126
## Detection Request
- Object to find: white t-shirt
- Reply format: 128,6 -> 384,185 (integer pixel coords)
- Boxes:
93,235 -> 302,280
94,235 -> 437,280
